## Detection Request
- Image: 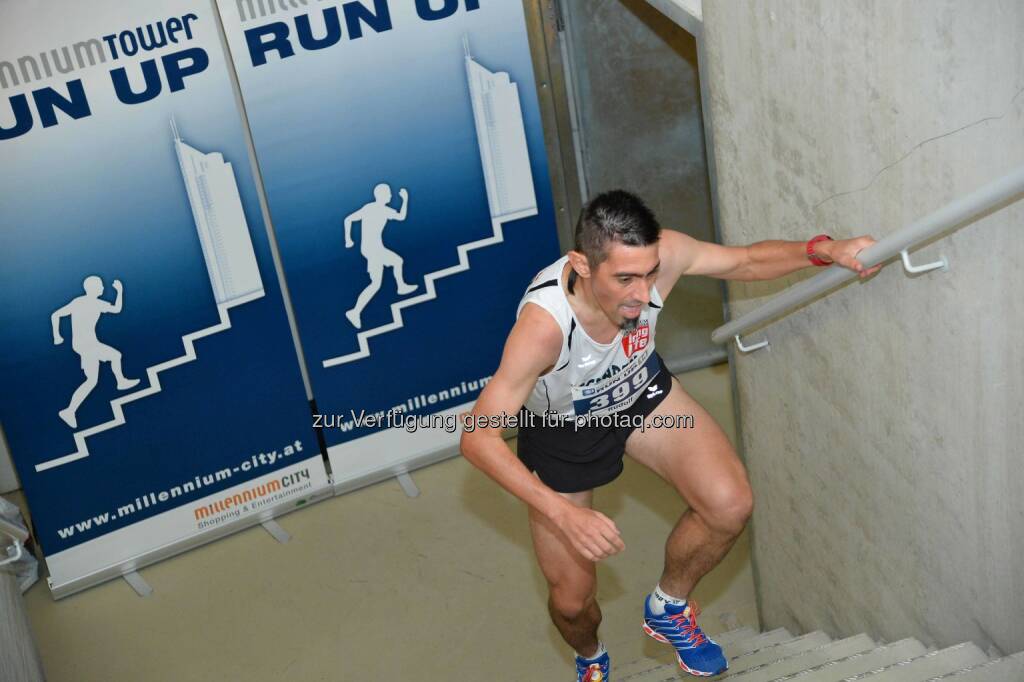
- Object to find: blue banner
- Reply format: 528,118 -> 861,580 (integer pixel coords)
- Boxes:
216,0 -> 561,482
0,0 -> 329,592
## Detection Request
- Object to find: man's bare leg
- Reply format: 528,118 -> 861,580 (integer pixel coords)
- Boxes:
658,508 -> 744,599
626,376 -> 753,600
528,488 -> 602,657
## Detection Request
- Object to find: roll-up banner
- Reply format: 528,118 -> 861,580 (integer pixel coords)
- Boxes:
215,0 -> 562,488
0,0 -> 330,597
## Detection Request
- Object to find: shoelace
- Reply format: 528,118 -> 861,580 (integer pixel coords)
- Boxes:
667,608 -> 707,646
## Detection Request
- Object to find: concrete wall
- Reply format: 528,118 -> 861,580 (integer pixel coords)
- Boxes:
701,0 -> 1024,653
564,0 -> 723,363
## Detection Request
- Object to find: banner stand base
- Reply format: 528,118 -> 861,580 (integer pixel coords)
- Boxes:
396,472 -> 420,499
47,481 -> 334,600
123,571 -> 153,598
260,520 -> 291,544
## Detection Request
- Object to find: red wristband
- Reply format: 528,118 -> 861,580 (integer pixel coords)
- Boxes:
806,234 -> 833,266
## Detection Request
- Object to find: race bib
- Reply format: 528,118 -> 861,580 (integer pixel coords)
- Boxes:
571,350 -> 660,417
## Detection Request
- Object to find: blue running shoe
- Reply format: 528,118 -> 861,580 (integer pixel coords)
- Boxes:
642,597 -> 727,676
575,650 -> 610,681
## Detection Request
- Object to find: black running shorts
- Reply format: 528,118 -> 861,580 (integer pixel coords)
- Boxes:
516,354 -> 674,493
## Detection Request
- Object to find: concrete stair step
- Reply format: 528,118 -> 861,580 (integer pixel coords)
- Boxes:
924,652 -> 1024,682
843,643 -> 989,681
728,629 -> 800,657
617,626 -> 761,679
723,631 -> 834,675
626,665 -> 680,681
620,631 -> 811,681
626,662 -> 687,681
613,625 -> 1020,682
726,633 -> 876,681
715,627 -> 764,647
616,653 -> 678,680
775,638 -> 929,681
621,632 -> 836,682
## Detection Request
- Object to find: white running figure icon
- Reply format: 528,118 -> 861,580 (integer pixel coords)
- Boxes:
52,276 -> 140,429
344,183 -> 418,329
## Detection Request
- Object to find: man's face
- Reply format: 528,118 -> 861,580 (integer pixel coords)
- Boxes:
587,242 -> 660,331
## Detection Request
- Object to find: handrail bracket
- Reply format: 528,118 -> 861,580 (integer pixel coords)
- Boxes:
899,248 -> 948,274
735,334 -> 769,353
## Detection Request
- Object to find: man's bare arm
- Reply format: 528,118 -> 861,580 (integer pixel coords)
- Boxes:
461,304 -> 566,520
460,304 -> 624,561
655,229 -> 881,297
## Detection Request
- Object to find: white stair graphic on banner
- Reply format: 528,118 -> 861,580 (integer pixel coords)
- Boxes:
323,209 -> 534,368
37,293 -> 262,472
322,39 -> 537,368
39,122 -> 264,472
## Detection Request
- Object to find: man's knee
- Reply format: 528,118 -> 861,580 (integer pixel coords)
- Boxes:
701,478 -> 753,536
548,583 -> 597,622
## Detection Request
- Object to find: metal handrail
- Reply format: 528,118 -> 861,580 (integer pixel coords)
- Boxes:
712,164 -> 1024,347
0,516 -> 29,569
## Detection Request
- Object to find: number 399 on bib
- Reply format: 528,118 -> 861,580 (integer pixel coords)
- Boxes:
571,352 -> 660,417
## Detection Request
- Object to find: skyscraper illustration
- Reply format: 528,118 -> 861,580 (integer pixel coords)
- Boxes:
320,38 -> 541,368
172,120 -> 264,305
464,37 -> 537,220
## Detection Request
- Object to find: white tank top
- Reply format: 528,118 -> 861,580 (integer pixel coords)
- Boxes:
516,255 -> 664,417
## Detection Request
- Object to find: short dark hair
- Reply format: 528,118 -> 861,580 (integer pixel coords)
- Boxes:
568,190 -> 660,293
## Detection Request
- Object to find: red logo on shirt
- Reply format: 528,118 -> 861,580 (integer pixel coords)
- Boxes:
622,323 -> 650,358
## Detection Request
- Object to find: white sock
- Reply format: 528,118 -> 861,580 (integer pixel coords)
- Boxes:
576,641 -> 607,661
648,584 -> 687,615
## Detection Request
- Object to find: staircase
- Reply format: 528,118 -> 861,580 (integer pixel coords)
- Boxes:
616,627 -> 1024,681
